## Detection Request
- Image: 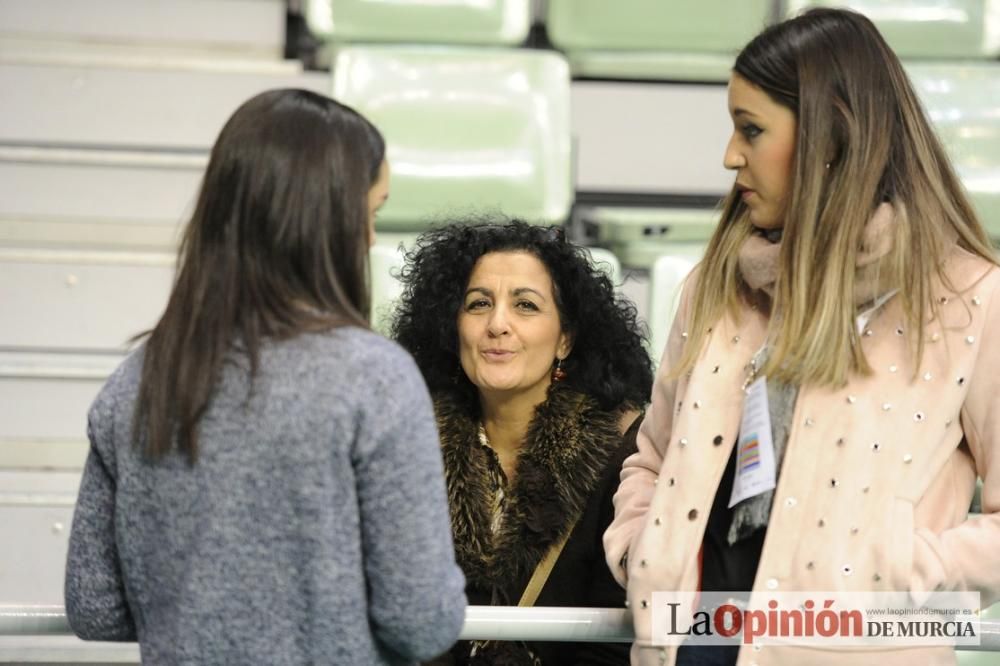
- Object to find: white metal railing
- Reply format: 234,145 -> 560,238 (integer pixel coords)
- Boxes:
2,605 -> 999,651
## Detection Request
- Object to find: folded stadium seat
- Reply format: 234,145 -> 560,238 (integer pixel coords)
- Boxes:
580,206 -> 717,270
647,251 -> 702,364
785,0 -> 1000,59
546,0 -> 773,82
304,0 -> 532,46
906,63 -> 1000,238
331,46 -> 572,232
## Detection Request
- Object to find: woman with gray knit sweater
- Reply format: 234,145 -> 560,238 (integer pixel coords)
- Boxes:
64,89 -> 467,665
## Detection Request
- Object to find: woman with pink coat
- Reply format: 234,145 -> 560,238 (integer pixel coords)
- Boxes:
604,8 -> 999,666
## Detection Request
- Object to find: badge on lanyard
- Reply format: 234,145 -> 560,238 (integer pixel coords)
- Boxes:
729,375 -> 777,507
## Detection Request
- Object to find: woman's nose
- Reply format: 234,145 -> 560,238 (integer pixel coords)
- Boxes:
486,307 -> 510,336
723,134 -> 745,170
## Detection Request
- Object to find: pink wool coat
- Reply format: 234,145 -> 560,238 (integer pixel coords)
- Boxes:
604,247 -> 1000,666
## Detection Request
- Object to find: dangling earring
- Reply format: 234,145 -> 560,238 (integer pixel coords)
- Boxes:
552,358 -> 566,383
824,162 -> 832,170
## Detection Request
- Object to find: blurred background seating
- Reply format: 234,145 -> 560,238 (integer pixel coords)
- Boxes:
547,0 -> 774,82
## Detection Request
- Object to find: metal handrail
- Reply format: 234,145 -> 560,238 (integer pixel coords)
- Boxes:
2,606 -> 999,651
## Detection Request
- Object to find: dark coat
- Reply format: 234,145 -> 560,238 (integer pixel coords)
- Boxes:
432,384 -> 639,666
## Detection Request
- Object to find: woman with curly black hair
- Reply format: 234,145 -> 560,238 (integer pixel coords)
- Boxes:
392,219 -> 653,665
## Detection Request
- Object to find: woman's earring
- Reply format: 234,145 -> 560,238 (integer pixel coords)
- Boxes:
825,162 -> 832,170
552,358 -> 566,382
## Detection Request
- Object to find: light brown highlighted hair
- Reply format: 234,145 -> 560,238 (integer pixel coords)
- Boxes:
678,8 -> 995,387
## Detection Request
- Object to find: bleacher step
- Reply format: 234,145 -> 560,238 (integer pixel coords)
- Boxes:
0,0 -> 286,61
0,62 -> 329,149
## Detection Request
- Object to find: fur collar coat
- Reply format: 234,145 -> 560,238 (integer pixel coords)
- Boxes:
433,384 -> 635,665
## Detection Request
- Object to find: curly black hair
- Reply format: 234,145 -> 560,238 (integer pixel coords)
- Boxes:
390,219 -> 654,412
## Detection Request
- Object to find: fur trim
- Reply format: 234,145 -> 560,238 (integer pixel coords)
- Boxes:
435,384 -> 622,602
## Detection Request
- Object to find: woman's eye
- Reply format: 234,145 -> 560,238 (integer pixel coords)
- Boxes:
742,123 -> 763,140
516,300 -> 539,311
466,299 -> 490,311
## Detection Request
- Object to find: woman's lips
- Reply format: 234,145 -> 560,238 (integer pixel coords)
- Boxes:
482,350 -> 515,361
740,189 -> 755,202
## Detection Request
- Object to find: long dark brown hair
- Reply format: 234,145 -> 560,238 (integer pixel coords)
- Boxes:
135,88 -> 385,461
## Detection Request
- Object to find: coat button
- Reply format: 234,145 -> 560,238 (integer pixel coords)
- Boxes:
766,578 -> 778,590
713,435 -> 723,445
687,509 -> 698,520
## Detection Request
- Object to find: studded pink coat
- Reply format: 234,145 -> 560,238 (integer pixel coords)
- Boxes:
604,247 -> 1000,666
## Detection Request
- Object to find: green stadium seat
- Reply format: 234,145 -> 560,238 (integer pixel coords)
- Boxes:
906,63 -> 1000,238
304,0 -> 532,46
786,1 -> 1000,59
547,0 -> 773,81
647,251 -> 702,363
332,46 -> 572,232
581,207 -> 718,269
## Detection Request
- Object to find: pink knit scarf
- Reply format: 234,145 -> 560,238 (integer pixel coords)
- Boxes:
737,202 -> 897,306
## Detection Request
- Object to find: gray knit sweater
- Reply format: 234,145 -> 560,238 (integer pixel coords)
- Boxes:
65,328 -> 467,665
